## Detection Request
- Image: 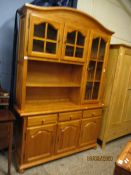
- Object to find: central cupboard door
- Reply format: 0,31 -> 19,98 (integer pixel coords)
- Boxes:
25,124 -> 56,162
28,14 -> 63,60
56,120 -> 80,154
62,24 -> 88,62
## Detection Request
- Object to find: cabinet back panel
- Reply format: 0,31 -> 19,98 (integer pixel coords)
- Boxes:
26,87 -> 80,103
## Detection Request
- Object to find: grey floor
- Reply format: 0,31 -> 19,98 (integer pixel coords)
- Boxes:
0,135 -> 131,175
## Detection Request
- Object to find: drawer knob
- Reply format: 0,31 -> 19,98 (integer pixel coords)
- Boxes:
70,115 -> 73,120
42,120 -> 45,124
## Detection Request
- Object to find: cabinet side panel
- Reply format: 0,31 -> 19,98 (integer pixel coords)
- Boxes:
16,17 -> 25,108
16,16 -> 28,110
99,48 -> 118,140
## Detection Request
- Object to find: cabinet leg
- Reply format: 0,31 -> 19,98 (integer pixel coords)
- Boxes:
102,141 -> 106,150
93,145 -> 97,150
18,168 -> 24,174
8,123 -> 13,175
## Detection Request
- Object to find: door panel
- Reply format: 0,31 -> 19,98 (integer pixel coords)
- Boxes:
79,117 -> 101,147
28,14 -> 63,60
62,24 -> 88,62
56,120 -> 80,154
84,32 -> 109,102
110,55 -> 131,124
122,63 -> 131,122
25,124 -> 56,162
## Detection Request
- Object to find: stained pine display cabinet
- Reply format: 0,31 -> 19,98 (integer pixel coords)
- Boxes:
14,4 -> 113,172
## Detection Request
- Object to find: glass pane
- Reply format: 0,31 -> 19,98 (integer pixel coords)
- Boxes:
65,46 -> 74,57
90,38 -> 99,59
85,82 -> 93,100
46,42 -> 56,54
33,40 -> 44,52
87,61 -> 96,81
99,39 -> 106,60
47,24 -> 57,40
92,82 -> 100,99
34,23 -> 45,38
77,32 -> 85,46
95,62 -> 103,81
75,47 -> 83,58
67,31 -> 76,44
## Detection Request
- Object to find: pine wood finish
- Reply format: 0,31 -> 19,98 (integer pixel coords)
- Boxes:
14,4 -> 113,172
99,44 -> 131,149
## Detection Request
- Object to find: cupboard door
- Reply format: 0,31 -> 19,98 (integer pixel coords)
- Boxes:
62,24 -> 88,62
79,117 -> 101,147
25,124 -> 56,162
56,120 -> 80,154
84,33 -> 109,101
28,14 -> 63,60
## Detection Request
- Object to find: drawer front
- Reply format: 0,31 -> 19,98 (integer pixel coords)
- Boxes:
28,114 -> 57,127
83,109 -> 102,118
59,111 -> 82,122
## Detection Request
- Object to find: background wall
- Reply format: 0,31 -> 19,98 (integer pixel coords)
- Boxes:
0,0 -> 131,91
77,0 -> 131,44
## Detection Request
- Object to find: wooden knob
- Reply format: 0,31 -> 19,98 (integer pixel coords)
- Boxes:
42,120 -> 45,124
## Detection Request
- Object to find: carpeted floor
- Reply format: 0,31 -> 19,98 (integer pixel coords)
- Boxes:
0,135 -> 131,175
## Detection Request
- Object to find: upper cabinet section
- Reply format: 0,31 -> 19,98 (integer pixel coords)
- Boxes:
62,25 -> 88,62
28,14 -> 88,63
28,14 -> 63,60
19,4 -> 113,64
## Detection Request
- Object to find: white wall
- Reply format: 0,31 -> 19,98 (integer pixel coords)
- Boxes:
0,0 -> 32,90
77,0 -> 131,45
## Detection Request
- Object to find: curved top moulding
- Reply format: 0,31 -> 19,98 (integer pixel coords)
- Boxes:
19,3 -> 114,35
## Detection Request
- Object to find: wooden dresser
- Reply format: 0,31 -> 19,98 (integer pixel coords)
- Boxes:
99,44 -> 131,148
14,4 -> 113,172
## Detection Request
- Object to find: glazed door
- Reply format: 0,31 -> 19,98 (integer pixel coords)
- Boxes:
25,124 -> 56,162
28,14 -> 63,60
62,24 -> 88,62
84,32 -> 109,102
79,117 -> 101,147
56,120 -> 80,154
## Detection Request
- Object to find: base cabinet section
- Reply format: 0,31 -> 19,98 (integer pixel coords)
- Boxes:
79,117 -> 101,148
15,109 -> 102,171
25,124 -> 56,162
55,120 -> 80,154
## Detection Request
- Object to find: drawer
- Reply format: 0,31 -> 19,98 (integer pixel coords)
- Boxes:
28,114 -> 57,127
59,111 -> 82,122
83,109 -> 102,118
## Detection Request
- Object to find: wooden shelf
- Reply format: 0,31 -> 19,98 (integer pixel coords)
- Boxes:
26,82 -> 81,88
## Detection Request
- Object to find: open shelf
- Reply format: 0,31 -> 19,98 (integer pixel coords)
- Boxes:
26,86 -> 81,105
27,61 -> 82,87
